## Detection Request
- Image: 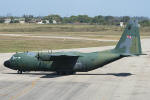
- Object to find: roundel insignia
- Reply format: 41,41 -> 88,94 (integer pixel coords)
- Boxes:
127,35 -> 132,39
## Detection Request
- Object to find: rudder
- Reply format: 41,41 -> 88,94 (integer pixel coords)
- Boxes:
115,19 -> 142,56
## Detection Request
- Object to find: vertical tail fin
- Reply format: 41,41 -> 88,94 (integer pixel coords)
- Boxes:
115,19 -> 142,56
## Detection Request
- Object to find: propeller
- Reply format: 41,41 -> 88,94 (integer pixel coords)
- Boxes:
37,52 -> 40,60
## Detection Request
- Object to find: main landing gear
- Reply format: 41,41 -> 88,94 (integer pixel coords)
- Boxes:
17,70 -> 22,74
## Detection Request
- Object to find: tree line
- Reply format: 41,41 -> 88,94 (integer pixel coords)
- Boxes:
0,14 -> 149,26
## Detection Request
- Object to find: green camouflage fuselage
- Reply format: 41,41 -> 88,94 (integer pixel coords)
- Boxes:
7,50 -> 121,72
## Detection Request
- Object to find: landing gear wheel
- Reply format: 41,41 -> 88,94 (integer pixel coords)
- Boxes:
68,72 -> 76,75
56,71 -> 64,75
71,72 -> 76,75
17,70 -> 22,74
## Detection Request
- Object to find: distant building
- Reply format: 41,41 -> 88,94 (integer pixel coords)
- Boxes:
37,21 -> 44,24
52,20 -> 57,24
13,18 -> 20,23
4,18 -> 11,24
19,18 -> 25,24
120,22 -> 124,27
45,20 -> 49,24
138,24 -> 141,27
28,19 -> 36,23
20,21 -> 25,24
37,20 -> 49,24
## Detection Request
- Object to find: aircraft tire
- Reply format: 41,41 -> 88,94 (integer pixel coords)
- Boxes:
17,70 -> 22,74
56,71 -> 63,75
67,71 -> 76,75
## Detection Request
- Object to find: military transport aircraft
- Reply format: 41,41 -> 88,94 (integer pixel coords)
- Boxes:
4,19 -> 142,75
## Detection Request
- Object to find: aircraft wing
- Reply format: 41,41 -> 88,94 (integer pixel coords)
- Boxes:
49,54 -> 80,61
48,54 -> 80,71
37,53 -> 81,70
37,52 -> 81,61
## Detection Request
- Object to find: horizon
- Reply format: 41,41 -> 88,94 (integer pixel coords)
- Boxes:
0,14 -> 149,19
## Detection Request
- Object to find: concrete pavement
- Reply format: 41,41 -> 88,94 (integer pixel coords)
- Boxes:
0,39 -> 150,100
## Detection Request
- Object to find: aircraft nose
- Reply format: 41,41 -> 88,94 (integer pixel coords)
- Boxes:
4,60 -> 10,68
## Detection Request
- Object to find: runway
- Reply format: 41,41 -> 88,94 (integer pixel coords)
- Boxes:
0,39 -> 150,100
0,33 -> 117,42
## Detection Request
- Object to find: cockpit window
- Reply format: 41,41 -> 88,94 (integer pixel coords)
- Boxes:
11,56 -> 21,60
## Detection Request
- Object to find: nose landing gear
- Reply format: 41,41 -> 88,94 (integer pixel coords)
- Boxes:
17,70 -> 22,74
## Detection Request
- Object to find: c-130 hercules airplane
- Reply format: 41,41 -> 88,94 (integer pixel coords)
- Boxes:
4,19 -> 142,75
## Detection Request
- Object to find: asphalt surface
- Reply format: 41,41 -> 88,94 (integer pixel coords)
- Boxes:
0,39 -> 150,100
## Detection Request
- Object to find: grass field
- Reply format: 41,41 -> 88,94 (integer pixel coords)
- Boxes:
0,36 -> 116,53
0,23 -> 149,53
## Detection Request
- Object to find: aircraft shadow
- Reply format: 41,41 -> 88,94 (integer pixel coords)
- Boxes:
41,72 -> 133,78
75,73 -> 133,77
5,72 -> 133,78
41,73 -> 69,78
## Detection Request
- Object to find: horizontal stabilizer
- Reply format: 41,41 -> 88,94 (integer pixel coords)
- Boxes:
120,53 -> 147,57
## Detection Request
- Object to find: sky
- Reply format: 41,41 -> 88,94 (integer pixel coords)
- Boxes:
0,0 -> 149,17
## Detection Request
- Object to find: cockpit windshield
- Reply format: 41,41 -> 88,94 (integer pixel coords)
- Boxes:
10,56 -> 21,60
